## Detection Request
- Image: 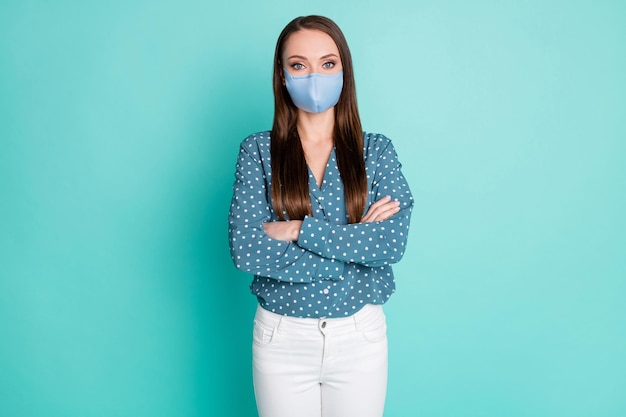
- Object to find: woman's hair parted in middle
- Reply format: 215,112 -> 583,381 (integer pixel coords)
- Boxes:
270,15 -> 367,224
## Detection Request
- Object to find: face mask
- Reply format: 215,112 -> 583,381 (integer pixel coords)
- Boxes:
283,69 -> 343,113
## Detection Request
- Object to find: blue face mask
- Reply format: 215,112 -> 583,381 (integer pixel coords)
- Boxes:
283,68 -> 344,113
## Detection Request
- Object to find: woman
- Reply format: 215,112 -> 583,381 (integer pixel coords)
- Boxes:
228,15 -> 413,417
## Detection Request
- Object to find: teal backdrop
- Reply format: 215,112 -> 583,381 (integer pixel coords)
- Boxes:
1,1 -> 624,416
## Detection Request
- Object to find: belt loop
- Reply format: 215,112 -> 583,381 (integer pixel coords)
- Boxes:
276,315 -> 284,333
353,313 -> 360,331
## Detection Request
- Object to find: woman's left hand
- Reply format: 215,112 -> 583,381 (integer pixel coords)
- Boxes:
263,220 -> 303,242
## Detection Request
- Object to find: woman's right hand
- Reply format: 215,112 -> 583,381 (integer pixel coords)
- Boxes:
360,196 -> 400,223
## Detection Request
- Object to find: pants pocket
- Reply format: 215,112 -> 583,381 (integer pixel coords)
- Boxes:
253,319 -> 278,346
358,308 -> 387,343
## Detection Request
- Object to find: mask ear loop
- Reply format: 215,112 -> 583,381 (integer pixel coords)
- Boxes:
279,61 -> 286,86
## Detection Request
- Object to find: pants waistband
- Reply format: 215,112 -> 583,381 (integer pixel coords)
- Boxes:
255,303 -> 384,332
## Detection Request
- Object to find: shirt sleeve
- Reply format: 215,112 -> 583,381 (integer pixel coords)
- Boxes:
228,139 -> 345,282
296,139 -> 414,267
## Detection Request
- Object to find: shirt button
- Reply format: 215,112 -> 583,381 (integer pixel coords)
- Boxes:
323,288 -> 329,295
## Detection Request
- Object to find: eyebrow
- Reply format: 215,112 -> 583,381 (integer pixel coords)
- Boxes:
287,53 -> 339,61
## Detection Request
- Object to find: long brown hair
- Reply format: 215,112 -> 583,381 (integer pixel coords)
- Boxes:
270,15 -> 367,224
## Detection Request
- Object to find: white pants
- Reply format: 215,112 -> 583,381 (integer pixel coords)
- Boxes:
252,304 -> 388,417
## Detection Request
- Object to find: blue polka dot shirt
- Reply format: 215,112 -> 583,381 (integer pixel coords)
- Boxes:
228,131 -> 414,318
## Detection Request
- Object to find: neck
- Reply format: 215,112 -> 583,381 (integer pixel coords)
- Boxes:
296,107 -> 335,144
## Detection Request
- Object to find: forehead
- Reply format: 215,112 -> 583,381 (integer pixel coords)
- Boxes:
283,29 -> 339,59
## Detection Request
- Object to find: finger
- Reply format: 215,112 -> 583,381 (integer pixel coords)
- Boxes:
362,200 -> 400,222
374,204 -> 400,221
368,195 -> 391,211
367,204 -> 399,222
363,202 -> 392,222
370,200 -> 399,216
361,196 -> 391,222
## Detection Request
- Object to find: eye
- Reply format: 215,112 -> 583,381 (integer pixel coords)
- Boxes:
322,61 -> 336,69
290,63 -> 305,70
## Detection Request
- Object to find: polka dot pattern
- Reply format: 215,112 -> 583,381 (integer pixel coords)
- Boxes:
228,131 -> 414,318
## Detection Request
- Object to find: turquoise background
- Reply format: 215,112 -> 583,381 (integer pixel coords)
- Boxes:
1,0 -> 625,416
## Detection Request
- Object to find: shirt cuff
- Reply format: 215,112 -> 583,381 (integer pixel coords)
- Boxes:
298,216 -> 330,253
298,216 -> 344,280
